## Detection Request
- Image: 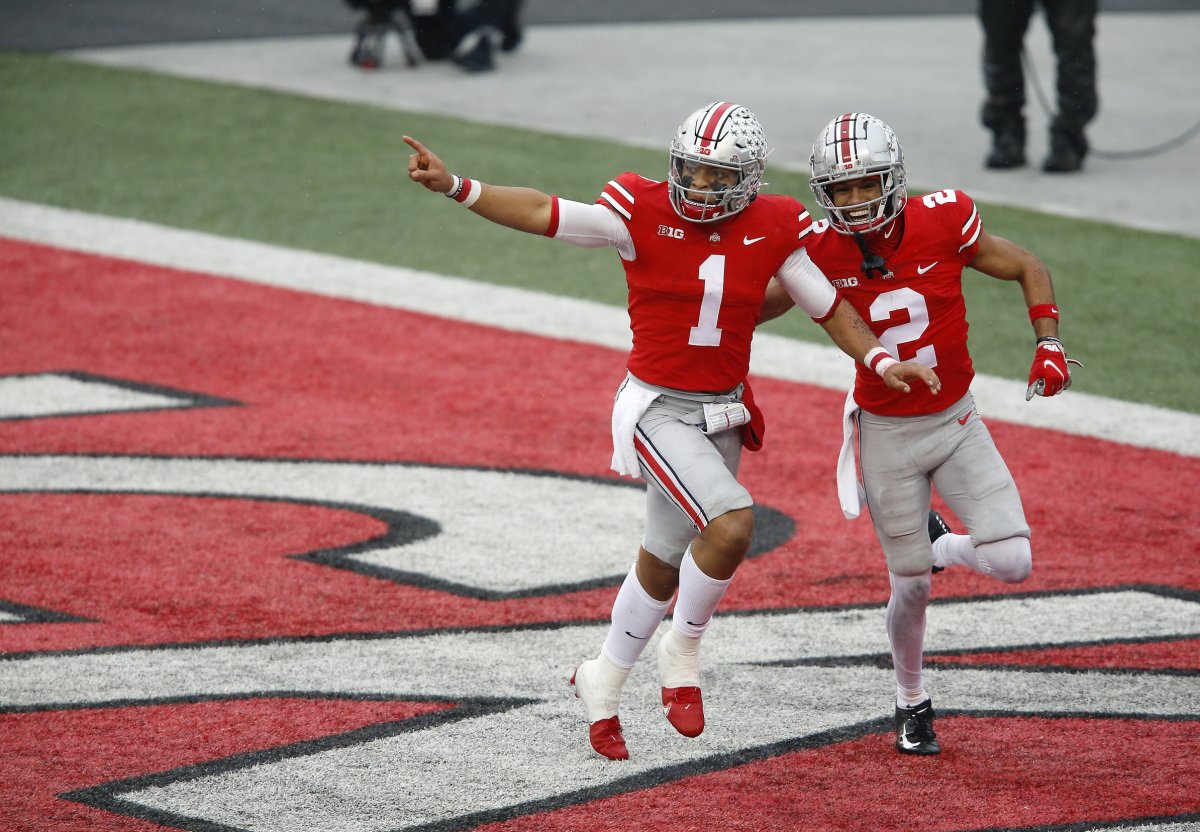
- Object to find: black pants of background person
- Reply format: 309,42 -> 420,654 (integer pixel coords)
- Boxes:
980,0 -> 1098,173
346,0 -> 523,72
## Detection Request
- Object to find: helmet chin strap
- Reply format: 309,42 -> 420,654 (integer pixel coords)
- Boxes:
853,231 -> 888,279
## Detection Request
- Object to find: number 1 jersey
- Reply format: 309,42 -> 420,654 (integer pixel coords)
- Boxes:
598,172 -> 821,393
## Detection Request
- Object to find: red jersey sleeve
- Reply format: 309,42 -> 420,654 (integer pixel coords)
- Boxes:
951,190 -> 984,264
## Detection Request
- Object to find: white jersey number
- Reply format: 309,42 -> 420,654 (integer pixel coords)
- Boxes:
870,287 -> 937,367
922,189 -> 956,208
688,254 -> 725,347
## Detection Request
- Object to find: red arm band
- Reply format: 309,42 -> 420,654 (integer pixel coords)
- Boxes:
544,195 -> 561,238
1028,303 -> 1059,323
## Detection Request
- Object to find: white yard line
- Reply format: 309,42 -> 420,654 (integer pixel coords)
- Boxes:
2,197 -> 1196,457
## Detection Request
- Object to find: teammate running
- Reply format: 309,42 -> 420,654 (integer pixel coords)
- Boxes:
762,112 -> 1082,754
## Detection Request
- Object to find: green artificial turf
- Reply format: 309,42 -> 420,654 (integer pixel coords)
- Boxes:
2,50 -> 1195,413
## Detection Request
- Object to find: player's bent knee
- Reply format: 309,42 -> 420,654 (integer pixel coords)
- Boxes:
637,547 -> 681,600
978,537 -> 1032,583
713,507 -> 754,547
701,507 -> 754,559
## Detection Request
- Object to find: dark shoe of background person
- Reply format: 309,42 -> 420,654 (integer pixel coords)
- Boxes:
500,24 -> 522,52
350,22 -> 389,69
1043,134 -> 1086,173
452,34 -> 495,73
985,131 -> 1026,169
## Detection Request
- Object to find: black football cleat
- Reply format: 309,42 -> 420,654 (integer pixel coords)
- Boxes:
928,509 -> 952,573
895,699 -> 941,755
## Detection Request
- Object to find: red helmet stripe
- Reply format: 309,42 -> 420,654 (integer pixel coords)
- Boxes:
696,101 -> 737,149
836,112 -> 858,166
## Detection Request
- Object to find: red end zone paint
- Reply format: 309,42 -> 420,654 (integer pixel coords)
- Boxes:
1,238 -> 1197,831
1,698 -> 451,832
1,239 -> 1195,653
476,717 -> 1200,832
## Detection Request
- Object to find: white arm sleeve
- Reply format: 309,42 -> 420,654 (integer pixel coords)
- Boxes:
553,198 -> 636,261
775,247 -> 838,318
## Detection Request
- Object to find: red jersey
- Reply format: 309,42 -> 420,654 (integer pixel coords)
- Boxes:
598,173 -> 816,392
806,189 -> 984,417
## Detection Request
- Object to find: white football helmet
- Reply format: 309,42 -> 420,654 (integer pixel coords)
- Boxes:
809,112 -> 908,234
668,101 -> 768,223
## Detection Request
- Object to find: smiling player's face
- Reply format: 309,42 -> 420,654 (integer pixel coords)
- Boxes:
829,176 -> 883,224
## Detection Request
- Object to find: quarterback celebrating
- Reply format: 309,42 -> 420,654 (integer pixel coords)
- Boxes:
405,102 -> 940,761
764,112 -> 1082,755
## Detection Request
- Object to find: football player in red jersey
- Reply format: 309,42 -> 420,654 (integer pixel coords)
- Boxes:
404,102 -> 940,761
762,112 -> 1083,756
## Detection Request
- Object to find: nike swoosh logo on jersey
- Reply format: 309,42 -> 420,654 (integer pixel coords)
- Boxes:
958,410 -> 973,425
917,262 -> 939,274
743,236 -> 766,245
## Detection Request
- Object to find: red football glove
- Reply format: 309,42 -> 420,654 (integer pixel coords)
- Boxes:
1026,336 -> 1083,400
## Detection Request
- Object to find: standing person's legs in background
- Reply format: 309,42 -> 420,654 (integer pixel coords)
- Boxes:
1042,0 -> 1098,172
980,0 -> 1036,169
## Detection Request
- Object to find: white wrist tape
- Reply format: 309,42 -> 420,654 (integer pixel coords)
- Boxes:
864,347 -> 898,377
447,176 -> 482,208
460,180 -> 482,208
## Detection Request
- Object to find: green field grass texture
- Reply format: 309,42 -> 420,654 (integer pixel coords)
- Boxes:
2,51 -> 1195,413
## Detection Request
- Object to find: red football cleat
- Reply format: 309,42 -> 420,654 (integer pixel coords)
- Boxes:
571,660 -> 631,760
587,715 -> 630,760
661,685 -> 704,737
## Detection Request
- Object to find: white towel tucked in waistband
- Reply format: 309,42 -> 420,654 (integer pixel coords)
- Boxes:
610,373 -> 660,478
836,389 -> 866,520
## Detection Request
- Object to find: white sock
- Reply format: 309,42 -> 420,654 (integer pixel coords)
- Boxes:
601,562 -> 672,668
935,534 -> 1032,583
934,532 -> 978,571
671,546 -> 731,639
886,571 -> 930,708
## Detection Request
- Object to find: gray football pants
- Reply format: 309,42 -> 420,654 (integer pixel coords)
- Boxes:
635,393 -> 752,568
858,392 -> 1030,576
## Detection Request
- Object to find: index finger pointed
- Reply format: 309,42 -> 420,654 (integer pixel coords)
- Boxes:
403,135 -> 428,155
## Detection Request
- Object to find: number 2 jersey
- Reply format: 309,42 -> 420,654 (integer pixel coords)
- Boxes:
805,189 -> 985,417
545,172 -> 838,393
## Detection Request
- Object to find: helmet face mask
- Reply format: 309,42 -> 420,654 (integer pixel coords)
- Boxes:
668,102 -> 768,223
809,112 -> 908,235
